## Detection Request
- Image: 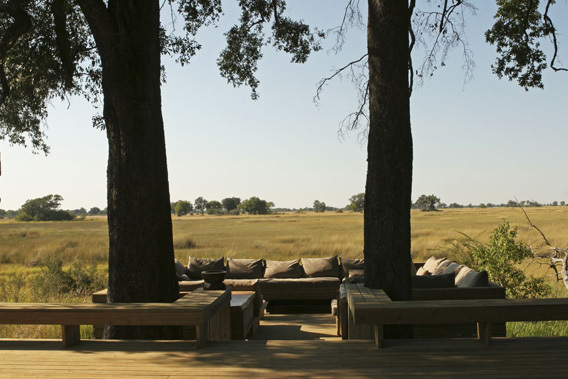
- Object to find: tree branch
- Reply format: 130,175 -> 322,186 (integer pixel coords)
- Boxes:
543,0 -> 568,73
314,53 -> 367,102
76,0 -> 118,60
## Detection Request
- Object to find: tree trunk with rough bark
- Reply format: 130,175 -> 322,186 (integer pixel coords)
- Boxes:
364,0 -> 413,307
79,0 -> 180,339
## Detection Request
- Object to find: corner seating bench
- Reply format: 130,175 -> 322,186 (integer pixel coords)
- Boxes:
347,283 -> 568,348
0,288 -> 231,348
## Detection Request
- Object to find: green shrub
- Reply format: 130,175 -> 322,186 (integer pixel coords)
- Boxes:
437,221 -> 551,299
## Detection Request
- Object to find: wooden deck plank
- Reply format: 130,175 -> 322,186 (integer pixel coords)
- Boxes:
0,338 -> 567,378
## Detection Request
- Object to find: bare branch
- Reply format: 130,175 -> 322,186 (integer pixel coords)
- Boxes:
543,0 -> 568,73
327,0 -> 363,53
314,54 -> 367,103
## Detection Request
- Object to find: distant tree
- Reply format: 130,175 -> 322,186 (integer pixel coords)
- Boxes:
313,200 -> 326,213
173,200 -> 193,216
562,201 -> 566,206
88,207 -> 102,216
239,196 -> 274,215
507,200 -> 518,207
448,203 -> 463,209
0,209 -> 6,218
194,197 -> 207,215
222,197 -> 241,213
205,200 -> 222,215
72,208 -> 87,216
348,193 -> 365,212
415,195 -> 440,212
552,201 -> 559,206
16,195 -> 74,221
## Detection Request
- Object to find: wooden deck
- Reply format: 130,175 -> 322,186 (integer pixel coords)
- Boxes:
1,314 -> 567,378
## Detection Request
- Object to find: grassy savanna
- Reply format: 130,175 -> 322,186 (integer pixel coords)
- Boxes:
1,207 -> 568,338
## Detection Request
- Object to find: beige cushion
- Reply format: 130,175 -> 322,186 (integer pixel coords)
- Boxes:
416,267 -> 431,276
174,259 -> 187,276
349,269 -> 364,278
422,256 -> 448,272
187,256 -> 224,280
302,256 -> 341,278
264,259 -> 303,278
433,260 -> 453,275
340,257 -> 364,278
226,258 -> 264,279
455,266 -> 474,284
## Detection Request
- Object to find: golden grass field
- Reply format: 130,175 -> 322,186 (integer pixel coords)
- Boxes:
1,206 -> 567,338
1,206 -> 567,268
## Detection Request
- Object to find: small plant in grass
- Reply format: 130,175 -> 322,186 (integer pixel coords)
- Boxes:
33,256 -> 105,299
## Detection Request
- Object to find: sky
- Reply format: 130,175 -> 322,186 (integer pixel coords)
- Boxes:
0,1 -> 567,211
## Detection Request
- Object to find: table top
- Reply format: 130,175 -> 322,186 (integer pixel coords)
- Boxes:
231,291 -> 255,309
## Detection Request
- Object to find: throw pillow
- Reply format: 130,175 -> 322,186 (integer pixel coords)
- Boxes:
187,256 -> 224,280
302,256 -> 341,278
416,267 -> 432,276
177,274 -> 190,281
340,257 -> 364,278
264,259 -> 303,278
432,260 -> 453,275
174,259 -> 187,276
455,266 -> 474,284
226,258 -> 264,279
457,270 -> 489,287
348,269 -> 365,278
442,262 -> 463,275
422,256 -> 448,273
412,273 -> 456,289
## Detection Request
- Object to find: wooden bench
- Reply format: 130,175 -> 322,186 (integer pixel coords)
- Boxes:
0,288 -> 230,348
347,283 -> 568,348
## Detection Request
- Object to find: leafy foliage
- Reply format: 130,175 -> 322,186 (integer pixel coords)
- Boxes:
438,221 -> 551,299
16,194 -> 74,221
222,197 -> 241,213
415,194 -> 440,212
348,193 -> 364,212
485,0 -> 548,90
313,200 -> 326,213
238,196 -> 274,215
194,196 -> 207,215
205,200 -> 222,215
173,200 -> 193,216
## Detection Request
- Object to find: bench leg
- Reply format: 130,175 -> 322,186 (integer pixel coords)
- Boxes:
196,322 -> 209,349
62,325 -> 81,347
374,325 -> 384,348
477,322 -> 492,347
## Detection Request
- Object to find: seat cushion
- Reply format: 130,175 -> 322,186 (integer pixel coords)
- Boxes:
225,278 -> 260,291
226,258 -> 264,279
302,256 -> 341,278
187,256 -> 224,280
259,277 -> 340,300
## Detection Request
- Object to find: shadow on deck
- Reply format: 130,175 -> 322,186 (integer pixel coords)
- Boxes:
1,314 -> 567,378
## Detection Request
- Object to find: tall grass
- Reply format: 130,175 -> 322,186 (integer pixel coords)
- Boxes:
1,207 -> 568,339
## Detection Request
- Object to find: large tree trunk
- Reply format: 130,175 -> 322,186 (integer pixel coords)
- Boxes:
79,0 -> 180,339
364,0 -> 413,304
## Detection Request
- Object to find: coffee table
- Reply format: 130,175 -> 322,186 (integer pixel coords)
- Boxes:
231,291 -> 257,340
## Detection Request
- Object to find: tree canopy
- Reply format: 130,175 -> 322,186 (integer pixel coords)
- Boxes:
16,194 -> 74,221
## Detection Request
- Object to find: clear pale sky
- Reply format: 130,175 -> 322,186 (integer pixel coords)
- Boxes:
0,1 -> 567,211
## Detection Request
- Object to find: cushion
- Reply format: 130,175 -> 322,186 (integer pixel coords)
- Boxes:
349,269 -> 365,278
416,267 -> 431,276
412,273 -> 456,289
457,270 -> 489,287
340,257 -> 364,278
264,259 -> 303,278
226,258 -> 264,279
455,266 -> 474,284
302,256 -> 341,278
422,256 -> 448,272
442,262 -> 463,275
174,259 -> 187,276
187,256 -> 224,280
432,260 -> 453,275
177,273 -> 190,281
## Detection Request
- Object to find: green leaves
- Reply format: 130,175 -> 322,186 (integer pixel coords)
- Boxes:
485,0 -> 548,90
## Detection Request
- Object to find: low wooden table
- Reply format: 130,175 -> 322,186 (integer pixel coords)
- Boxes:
230,291 -> 257,340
